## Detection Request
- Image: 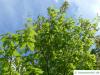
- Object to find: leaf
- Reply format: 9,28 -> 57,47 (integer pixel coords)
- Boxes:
13,50 -> 20,56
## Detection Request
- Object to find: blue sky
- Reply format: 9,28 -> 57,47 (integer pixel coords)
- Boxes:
0,0 -> 100,35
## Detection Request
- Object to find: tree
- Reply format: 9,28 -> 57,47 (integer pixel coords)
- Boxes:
0,1 -> 98,75
33,1 -> 97,75
0,26 -> 43,75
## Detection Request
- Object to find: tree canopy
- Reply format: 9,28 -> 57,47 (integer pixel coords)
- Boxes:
0,1 -> 98,75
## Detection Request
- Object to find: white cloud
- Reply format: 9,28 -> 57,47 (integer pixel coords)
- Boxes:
68,0 -> 100,18
54,0 -> 58,3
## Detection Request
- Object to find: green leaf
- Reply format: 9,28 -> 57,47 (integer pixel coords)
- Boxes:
13,50 -> 20,56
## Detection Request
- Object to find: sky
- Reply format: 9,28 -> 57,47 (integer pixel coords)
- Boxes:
0,0 -> 100,35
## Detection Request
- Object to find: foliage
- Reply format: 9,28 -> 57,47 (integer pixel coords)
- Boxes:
33,4 -> 97,75
91,35 -> 100,69
0,26 -> 43,75
0,1 -> 98,75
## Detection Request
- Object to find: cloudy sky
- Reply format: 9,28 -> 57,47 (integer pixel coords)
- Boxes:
0,0 -> 100,35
